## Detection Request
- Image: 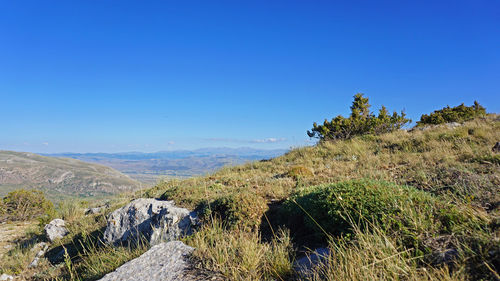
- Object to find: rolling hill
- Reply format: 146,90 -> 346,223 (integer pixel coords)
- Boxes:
0,150 -> 141,200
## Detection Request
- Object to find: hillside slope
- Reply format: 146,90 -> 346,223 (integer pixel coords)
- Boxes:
146,115 -> 499,280
151,116 -> 500,212
0,151 -> 141,200
1,116 -> 499,280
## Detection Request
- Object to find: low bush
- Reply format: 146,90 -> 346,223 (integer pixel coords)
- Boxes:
198,190 -> 268,231
281,180 -> 486,244
0,189 -> 55,222
417,101 -> 486,126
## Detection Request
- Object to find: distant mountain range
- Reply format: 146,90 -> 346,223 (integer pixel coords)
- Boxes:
0,150 -> 141,200
46,147 -> 288,183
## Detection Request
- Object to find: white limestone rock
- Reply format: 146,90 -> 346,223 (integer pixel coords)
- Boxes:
28,242 -> 49,268
44,219 -> 69,242
103,198 -> 197,245
0,274 -> 14,281
98,241 -> 195,281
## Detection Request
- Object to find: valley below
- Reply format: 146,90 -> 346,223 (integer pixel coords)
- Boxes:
46,148 -> 287,184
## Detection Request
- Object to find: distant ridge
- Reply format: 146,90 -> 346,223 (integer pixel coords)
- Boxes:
0,150 -> 141,200
46,147 -> 288,183
47,147 -> 287,159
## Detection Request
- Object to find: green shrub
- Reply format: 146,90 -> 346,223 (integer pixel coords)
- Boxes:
198,190 -> 268,231
283,180 -> 408,238
417,101 -> 486,126
0,189 -> 55,222
281,180 -> 485,243
307,94 -> 410,141
0,201 -> 5,217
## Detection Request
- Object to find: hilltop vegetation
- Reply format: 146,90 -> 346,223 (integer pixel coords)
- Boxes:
417,101 -> 486,127
1,100 -> 499,280
308,94 -> 410,140
0,151 -> 141,200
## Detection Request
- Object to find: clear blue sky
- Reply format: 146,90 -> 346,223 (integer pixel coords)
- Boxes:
1,0 -> 499,153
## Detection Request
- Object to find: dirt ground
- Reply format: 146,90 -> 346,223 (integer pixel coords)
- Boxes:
0,221 -> 34,258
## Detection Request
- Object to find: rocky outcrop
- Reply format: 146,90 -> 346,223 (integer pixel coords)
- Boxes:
103,198 -> 197,245
44,219 -> 69,242
98,241 -> 196,281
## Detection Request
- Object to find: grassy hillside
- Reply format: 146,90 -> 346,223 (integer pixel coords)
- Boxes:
1,115 -> 499,280
0,151 -> 141,201
150,115 -> 499,213
147,114 -> 500,280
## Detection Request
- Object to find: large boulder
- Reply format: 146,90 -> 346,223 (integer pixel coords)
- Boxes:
44,219 -> 69,242
98,241 -> 196,281
103,198 -> 197,245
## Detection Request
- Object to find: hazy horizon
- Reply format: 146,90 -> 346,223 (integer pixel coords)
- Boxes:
0,146 -> 291,155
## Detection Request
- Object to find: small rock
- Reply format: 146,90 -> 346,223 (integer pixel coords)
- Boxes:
98,241 -> 195,281
0,274 -> 14,281
29,242 -> 49,268
84,207 -> 102,215
103,198 -> 197,246
44,219 -> 69,242
294,247 -> 331,274
492,142 -> 500,153
446,122 -> 461,128
433,248 -> 459,266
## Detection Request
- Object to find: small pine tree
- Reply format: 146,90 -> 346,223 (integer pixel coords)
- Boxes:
307,94 -> 410,141
416,101 -> 486,126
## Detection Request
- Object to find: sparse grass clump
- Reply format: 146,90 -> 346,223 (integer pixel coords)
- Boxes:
71,237 -> 149,280
308,223 -> 470,281
186,219 -> 294,281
